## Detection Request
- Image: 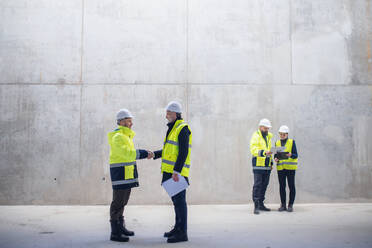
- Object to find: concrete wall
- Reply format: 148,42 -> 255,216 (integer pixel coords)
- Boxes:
0,0 -> 371,205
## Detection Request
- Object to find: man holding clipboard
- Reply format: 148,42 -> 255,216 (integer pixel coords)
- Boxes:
153,101 -> 192,243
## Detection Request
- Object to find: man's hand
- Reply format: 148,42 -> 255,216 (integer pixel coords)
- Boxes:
266,151 -> 273,156
147,151 -> 154,159
287,153 -> 292,158
172,173 -> 179,182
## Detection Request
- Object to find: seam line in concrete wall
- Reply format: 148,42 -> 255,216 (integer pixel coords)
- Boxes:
185,0 -> 189,121
79,85 -> 83,185
80,0 -> 85,83
2,83 -> 372,86
290,0 -> 293,85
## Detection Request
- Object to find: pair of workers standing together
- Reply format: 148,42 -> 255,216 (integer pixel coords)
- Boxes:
107,101 -> 190,243
250,118 -> 298,214
107,101 -> 298,243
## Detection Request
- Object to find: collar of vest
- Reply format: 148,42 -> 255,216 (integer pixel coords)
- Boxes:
117,125 -> 136,138
168,119 -> 185,135
174,119 -> 185,128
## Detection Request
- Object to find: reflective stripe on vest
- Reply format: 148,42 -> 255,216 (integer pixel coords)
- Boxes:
164,140 -> 192,148
251,130 -> 272,170
110,162 -> 136,168
108,126 -> 138,186
112,178 -> 139,186
162,159 -> 190,169
161,120 -> 192,177
277,162 -> 297,166
275,139 -> 298,170
252,166 -> 271,170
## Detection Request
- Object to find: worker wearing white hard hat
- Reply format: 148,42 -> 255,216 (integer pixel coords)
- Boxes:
165,101 -> 182,113
249,118 -> 274,214
259,118 -> 272,128
152,101 -> 192,243
274,125 -> 298,212
107,109 -> 154,242
116,109 -> 133,123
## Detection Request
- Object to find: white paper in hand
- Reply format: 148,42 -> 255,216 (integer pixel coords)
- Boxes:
162,175 -> 189,197
270,146 -> 285,153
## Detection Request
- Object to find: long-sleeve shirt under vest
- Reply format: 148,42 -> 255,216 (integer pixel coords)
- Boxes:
274,138 -> 298,160
154,117 -> 190,184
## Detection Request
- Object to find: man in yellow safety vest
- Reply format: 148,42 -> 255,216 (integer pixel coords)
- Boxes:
107,109 -> 153,242
153,101 -> 192,243
250,118 -> 273,215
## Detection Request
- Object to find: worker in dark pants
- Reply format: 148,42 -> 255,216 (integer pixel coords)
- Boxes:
250,118 -> 274,214
274,125 -> 298,212
153,101 -> 192,243
107,109 -> 153,242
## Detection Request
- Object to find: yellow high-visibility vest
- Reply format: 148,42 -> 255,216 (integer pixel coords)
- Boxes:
108,126 -> 138,186
250,130 -> 273,170
275,139 -> 298,170
161,119 -> 192,177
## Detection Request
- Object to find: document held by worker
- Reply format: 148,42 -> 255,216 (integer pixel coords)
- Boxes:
162,175 -> 189,197
270,146 -> 285,153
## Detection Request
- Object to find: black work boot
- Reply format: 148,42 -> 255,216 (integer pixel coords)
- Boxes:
278,204 -> 287,212
119,216 -> 134,236
259,202 -> 271,211
253,201 -> 260,215
110,220 -> 129,242
167,228 -> 188,243
287,204 -> 294,212
164,227 -> 177,238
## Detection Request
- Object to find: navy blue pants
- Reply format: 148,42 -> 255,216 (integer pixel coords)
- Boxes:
278,170 -> 296,205
252,172 -> 271,203
171,189 -> 187,232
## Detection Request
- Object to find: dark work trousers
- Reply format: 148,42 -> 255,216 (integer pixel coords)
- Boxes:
110,188 -> 131,221
278,170 -> 296,205
171,189 -> 187,232
252,172 -> 271,203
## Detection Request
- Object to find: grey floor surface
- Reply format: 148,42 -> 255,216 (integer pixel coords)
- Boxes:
1,204 -> 372,248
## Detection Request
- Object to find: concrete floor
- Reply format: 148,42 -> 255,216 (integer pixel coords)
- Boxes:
0,204 -> 372,248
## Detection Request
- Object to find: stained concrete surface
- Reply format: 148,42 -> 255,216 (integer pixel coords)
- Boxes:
1,0 -> 372,205
1,204 -> 372,248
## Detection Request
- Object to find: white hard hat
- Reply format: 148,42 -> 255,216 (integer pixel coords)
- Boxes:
278,125 -> 290,133
116,108 -> 133,120
259,118 -> 272,128
166,101 -> 182,113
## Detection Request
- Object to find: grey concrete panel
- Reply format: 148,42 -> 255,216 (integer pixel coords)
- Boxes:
2,84 -> 371,204
188,84 -> 372,204
292,0 -> 353,84
273,84 -> 372,202
347,0 -> 372,84
79,84 -> 187,204
83,0 -> 187,84
188,0 -> 291,84
0,85 -> 81,204
1,1 -> 372,205
0,1 -> 82,84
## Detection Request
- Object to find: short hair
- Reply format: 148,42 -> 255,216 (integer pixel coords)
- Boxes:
176,113 -> 182,119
